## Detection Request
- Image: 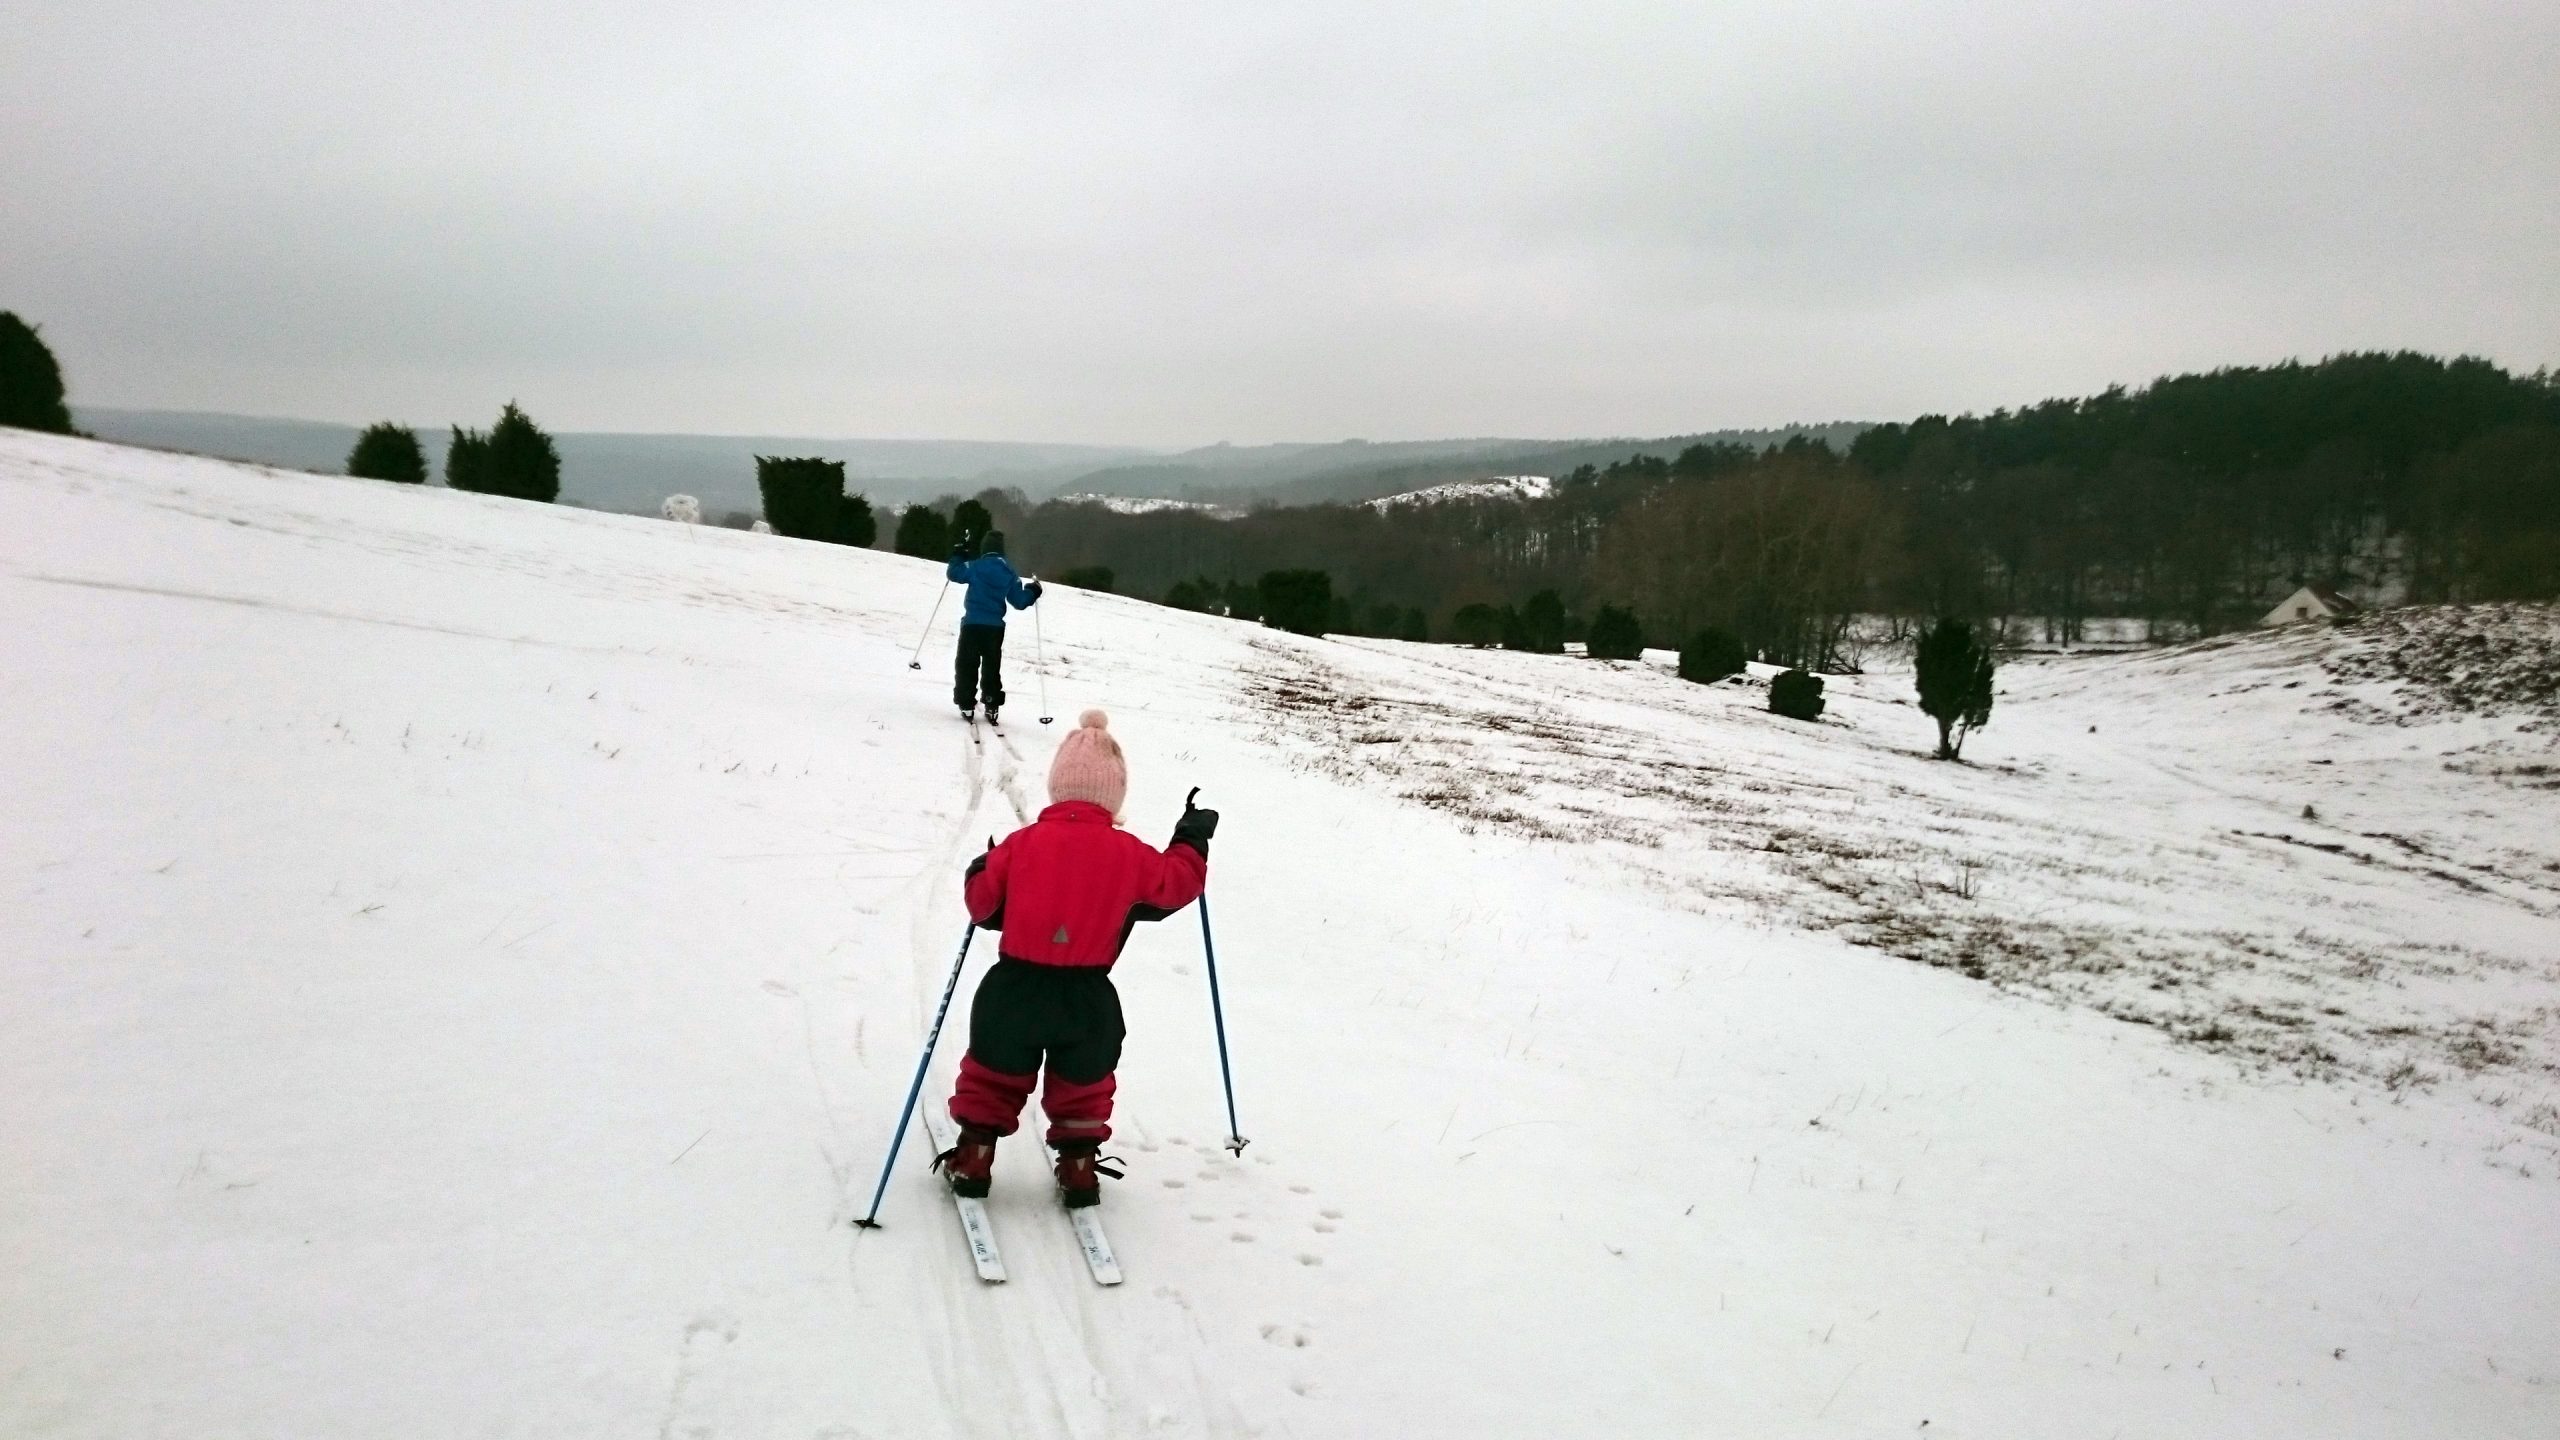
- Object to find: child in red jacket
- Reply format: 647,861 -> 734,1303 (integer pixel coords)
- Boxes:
937,710 -> 1216,1207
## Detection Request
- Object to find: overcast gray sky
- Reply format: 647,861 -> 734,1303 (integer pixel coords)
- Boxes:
5,2 -> 2553,446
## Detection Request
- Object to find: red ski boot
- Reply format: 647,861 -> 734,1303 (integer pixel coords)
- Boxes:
1052,1140 -> 1124,1209
933,1125 -> 999,1199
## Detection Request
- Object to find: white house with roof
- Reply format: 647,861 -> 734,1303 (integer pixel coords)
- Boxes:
2260,583 -> 2361,627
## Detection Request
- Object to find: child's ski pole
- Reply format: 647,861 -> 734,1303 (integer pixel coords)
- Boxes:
1033,598 -> 1054,724
906,583 -> 951,671
1197,890 -> 1248,1156
853,924 -> 977,1227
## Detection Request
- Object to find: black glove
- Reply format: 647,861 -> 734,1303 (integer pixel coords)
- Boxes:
1026,579 -> 1045,603
1171,787 -> 1219,855
949,540 -> 971,563
965,838 -> 1006,930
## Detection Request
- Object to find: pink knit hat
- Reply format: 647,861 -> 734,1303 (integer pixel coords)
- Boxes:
1047,709 -> 1129,816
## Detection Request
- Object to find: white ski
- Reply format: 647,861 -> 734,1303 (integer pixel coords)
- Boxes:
1042,1142 -> 1125,1286
920,1106 -> 1006,1283
1064,1202 -> 1124,1286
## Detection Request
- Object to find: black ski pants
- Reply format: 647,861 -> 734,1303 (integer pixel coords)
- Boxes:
964,958 -> 1126,1085
954,621 -> 1006,711
949,958 -> 1126,1142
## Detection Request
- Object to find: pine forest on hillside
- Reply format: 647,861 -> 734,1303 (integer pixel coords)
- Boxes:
947,354 -> 2560,666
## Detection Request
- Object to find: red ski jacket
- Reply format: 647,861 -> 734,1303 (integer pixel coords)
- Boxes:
966,801 -> 1208,967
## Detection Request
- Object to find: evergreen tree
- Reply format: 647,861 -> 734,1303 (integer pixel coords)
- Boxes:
951,498 -> 995,551
1517,589 -> 1566,653
346,422 -> 426,483
1769,668 -> 1826,721
841,492 -> 878,548
756,456 -> 873,546
1222,578 -> 1262,622
0,312 -> 74,433
1678,628 -> 1748,683
893,503 -> 951,558
1914,616 -> 1996,759
448,403 -> 559,501
1164,578 -> 1215,612
485,403 -> 560,502
445,426 -> 492,492
1399,607 -> 1429,642
1585,605 -> 1644,660
1258,569 -> 1333,636
1450,603 -> 1503,647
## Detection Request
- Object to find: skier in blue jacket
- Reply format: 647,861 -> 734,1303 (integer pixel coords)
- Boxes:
947,530 -> 1042,722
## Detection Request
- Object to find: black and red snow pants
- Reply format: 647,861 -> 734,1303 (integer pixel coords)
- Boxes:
948,957 -> 1123,1145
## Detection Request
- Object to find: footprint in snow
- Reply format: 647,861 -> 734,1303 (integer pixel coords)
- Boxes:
1161,1178 -> 1186,1189
1230,1231 -> 1256,1243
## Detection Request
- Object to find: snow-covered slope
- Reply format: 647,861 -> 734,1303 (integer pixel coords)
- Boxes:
1053,493 -> 1244,519
5,430 -> 2557,1439
1259,627 -> 2560,1131
1363,473 -> 1554,511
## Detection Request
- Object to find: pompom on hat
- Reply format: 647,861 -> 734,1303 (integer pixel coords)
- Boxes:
1047,709 -> 1129,816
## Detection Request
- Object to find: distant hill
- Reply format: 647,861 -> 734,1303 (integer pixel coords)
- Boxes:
72,408 -> 1148,517
1043,426 -> 1874,509
72,408 -> 370,477
1251,422 -> 1875,507
70,407 -> 1873,518
1054,437 -> 1539,502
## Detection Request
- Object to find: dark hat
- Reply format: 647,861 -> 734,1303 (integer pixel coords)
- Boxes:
979,530 -> 1007,557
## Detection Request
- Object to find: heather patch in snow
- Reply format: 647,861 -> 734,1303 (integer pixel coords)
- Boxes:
2320,602 -> 2560,724
1242,628 -> 2560,1157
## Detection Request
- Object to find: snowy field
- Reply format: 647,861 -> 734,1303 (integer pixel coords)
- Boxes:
4,429 -> 2556,1439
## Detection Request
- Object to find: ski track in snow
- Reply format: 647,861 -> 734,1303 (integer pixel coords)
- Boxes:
5,429 -> 2559,1439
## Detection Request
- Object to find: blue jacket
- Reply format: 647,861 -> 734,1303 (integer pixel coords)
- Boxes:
948,552 -> 1038,627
